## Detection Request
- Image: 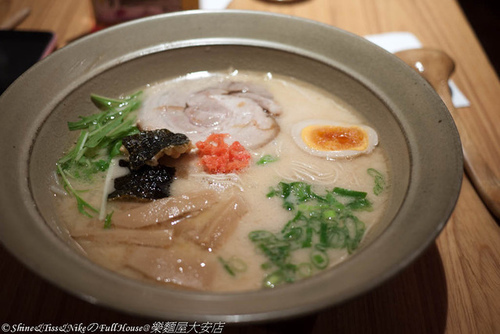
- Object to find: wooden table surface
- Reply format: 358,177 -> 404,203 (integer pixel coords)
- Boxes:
1,0 -> 499,333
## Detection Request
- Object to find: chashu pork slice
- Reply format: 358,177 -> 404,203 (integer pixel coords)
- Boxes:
226,81 -> 282,115
137,83 -> 280,149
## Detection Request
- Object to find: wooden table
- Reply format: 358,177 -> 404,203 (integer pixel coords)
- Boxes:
1,0 -> 499,333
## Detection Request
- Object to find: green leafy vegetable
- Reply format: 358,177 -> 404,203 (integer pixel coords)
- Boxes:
57,165 -> 98,217
104,211 -> 114,229
257,154 -> 279,165
250,181 -> 370,288
367,168 -> 386,195
90,93 -> 133,110
56,92 -> 142,217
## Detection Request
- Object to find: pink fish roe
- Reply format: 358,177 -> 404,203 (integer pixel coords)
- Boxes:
196,134 -> 251,174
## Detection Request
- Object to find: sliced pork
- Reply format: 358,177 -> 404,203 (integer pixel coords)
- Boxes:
137,81 -> 281,149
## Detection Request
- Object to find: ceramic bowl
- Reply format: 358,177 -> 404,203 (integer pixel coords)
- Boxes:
0,10 -> 462,322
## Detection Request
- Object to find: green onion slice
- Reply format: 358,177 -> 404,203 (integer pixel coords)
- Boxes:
367,168 -> 386,195
333,187 -> 367,198
257,154 -> 278,165
310,250 -> 329,269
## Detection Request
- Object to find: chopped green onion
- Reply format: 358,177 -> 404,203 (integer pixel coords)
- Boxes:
257,154 -> 278,165
218,257 -> 236,276
310,250 -> 329,269
325,192 -> 345,210
322,210 -> 336,220
264,270 -> 285,288
333,187 -> 367,198
228,257 -> 247,273
261,262 -> 273,270
367,168 -> 386,195
329,231 -> 346,249
347,198 -> 373,211
345,215 -> 366,254
250,181 -> 371,288
319,222 -> 329,245
284,227 -> 302,240
283,201 -> 294,211
345,218 -> 357,240
314,243 -> 328,252
218,256 -> 248,277
302,226 -> 313,248
249,230 -> 276,242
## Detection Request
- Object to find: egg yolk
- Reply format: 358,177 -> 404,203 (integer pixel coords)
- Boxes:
301,125 -> 369,151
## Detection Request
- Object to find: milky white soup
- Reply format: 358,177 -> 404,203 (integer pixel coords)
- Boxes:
54,70 -> 390,292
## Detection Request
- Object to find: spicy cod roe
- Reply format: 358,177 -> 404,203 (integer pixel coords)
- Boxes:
196,134 -> 251,174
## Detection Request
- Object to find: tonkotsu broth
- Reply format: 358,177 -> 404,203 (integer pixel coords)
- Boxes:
54,70 -> 390,292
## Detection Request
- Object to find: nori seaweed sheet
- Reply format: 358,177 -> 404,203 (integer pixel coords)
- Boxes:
122,129 -> 190,170
108,160 -> 176,200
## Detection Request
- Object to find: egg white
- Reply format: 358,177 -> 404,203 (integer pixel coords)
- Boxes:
291,119 -> 378,159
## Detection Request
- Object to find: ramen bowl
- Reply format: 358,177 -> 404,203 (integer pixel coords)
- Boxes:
0,10 -> 462,322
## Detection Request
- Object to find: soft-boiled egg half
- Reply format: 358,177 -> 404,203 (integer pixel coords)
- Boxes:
291,120 -> 378,159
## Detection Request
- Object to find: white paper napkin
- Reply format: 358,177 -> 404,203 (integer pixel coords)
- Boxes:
365,32 -> 470,108
199,0 -> 232,10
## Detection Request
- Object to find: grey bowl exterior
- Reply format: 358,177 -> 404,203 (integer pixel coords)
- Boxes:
0,10 -> 462,322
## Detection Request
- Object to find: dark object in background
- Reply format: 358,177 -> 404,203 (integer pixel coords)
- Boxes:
0,30 -> 56,94
458,0 -> 500,76
91,0 -> 198,30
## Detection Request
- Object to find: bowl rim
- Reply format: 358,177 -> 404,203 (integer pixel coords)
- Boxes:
0,10 -> 463,323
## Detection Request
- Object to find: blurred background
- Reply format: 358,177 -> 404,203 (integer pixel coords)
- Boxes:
457,0 -> 499,75
0,0 -> 498,73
